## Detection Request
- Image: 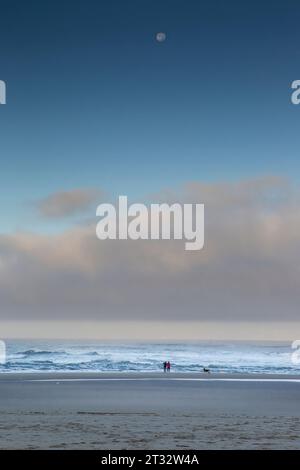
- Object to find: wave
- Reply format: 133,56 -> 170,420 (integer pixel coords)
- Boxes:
16,349 -> 101,357
17,349 -> 65,356
0,360 -> 296,374
2,340 -> 298,374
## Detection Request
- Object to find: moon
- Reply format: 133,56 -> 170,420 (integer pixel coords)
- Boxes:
156,32 -> 166,43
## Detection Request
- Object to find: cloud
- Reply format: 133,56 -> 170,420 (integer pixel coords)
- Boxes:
1,176 -> 300,325
37,188 -> 104,218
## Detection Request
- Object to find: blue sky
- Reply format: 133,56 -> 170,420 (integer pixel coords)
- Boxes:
0,0 -> 300,233
1,1 -> 300,333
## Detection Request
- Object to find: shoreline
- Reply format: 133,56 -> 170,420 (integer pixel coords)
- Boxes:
1,371 -> 300,381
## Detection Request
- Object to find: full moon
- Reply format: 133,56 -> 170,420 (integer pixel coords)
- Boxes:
156,32 -> 166,43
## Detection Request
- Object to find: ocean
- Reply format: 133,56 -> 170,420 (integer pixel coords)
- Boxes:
0,340 -> 298,374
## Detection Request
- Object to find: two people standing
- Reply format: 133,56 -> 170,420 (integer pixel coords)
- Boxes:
163,361 -> 171,372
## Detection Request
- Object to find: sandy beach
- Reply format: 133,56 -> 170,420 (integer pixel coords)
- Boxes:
0,372 -> 300,449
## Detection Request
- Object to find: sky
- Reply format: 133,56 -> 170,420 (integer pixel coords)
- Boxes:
0,0 -> 300,339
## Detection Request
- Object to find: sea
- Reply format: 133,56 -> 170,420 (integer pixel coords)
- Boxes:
0,340 -> 299,374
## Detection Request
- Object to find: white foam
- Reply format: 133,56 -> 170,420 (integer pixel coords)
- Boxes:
25,377 -> 300,383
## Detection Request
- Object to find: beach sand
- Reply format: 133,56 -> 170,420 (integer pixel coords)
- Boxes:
0,372 -> 300,449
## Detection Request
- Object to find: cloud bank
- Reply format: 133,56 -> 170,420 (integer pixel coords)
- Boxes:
37,188 -> 103,218
1,176 -> 300,324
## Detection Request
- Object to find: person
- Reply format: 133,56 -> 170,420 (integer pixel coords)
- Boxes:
166,361 -> 171,372
163,361 -> 167,372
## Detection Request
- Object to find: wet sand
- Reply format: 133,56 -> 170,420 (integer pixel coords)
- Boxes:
0,372 -> 300,449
